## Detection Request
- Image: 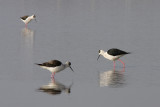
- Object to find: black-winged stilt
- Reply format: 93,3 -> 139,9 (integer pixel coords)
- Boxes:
36,60 -> 74,79
20,15 -> 36,28
97,48 -> 130,68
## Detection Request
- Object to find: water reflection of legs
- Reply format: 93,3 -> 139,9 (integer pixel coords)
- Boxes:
21,28 -> 35,50
20,28 -> 35,78
99,69 -> 125,88
38,79 -> 72,95
21,27 -> 34,37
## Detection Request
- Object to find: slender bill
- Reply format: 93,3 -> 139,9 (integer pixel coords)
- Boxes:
69,66 -> 74,72
97,55 -> 100,60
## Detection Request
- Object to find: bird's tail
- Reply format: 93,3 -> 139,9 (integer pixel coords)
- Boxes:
35,63 -> 42,66
127,52 -> 131,54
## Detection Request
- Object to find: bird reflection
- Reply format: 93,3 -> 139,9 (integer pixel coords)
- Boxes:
38,79 -> 72,95
21,27 -> 35,37
21,27 -> 35,50
99,70 -> 125,88
20,27 -> 35,77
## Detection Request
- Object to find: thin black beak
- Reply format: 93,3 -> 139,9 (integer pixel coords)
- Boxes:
69,66 -> 74,72
97,55 -> 100,60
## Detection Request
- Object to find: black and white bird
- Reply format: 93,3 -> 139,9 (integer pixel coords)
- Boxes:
20,15 -> 36,28
97,48 -> 130,68
36,60 -> 74,78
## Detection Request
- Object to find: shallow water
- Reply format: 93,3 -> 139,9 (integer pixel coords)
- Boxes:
0,0 -> 160,107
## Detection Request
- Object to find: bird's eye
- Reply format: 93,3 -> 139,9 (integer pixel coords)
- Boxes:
98,50 -> 100,53
69,62 -> 71,65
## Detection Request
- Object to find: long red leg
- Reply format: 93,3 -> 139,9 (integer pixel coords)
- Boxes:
51,72 -> 54,79
51,76 -> 55,82
118,59 -> 125,68
25,24 -> 27,28
113,61 -> 115,70
51,73 -> 53,78
122,67 -> 125,72
51,72 -> 56,79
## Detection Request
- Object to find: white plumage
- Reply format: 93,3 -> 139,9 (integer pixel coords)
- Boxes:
97,48 -> 130,68
36,60 -> 74,78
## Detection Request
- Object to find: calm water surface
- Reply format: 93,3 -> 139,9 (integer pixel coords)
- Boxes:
0,0 -> 160,107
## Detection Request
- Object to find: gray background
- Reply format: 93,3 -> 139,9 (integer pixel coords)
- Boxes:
0,0 -> 160,107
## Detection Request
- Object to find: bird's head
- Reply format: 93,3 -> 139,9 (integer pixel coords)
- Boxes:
32,14 -> 37,22
31,14 -> 36,18
97,50 -> 104,60
66,61 -> 74,72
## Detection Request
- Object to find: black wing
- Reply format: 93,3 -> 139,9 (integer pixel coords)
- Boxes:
107,48 -> 129,56
20,15 -> 29,20
36,60 -> 62,67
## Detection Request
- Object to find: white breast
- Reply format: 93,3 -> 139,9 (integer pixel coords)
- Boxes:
103,52 -> 123,61
21,17 -> 32,24
40,65 -> 65,73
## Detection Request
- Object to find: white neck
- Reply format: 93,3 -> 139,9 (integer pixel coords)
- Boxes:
100,50 -> 114,61
28,16 -> 34,20
101,51 -> 109,58
100,50 -> 123,61
23,16 -> 34,24
64,63 -> 69,69
100,50 -> 105,55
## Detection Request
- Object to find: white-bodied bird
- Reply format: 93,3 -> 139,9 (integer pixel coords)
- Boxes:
20,14 -> 36,28
97,48 -> 130,68
36,60 -> 74,78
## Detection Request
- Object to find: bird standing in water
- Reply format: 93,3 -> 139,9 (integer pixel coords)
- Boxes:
97,48 -> 130,69
20,15 -> 36,28
36,60 -> 74,79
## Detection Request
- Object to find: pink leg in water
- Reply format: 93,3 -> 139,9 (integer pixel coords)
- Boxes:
51,73 -> 53,78
51,72 -> 56,79
113,61 -> 116,70
25,24 -> 27,28
51,72 -> 54,78
51,76 -> 55,82
122,67 -> 125,72
118,59 -> 125,68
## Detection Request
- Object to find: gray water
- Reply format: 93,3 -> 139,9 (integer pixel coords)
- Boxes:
0,0 -> 160,107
